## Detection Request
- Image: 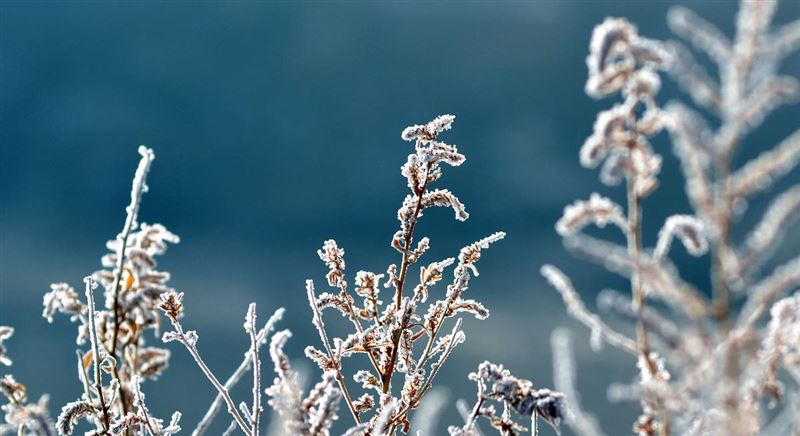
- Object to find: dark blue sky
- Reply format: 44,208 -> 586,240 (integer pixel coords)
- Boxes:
1,1 -> 798,434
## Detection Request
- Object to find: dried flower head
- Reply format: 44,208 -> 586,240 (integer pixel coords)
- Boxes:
319,239 -> 347,288
401,114 -> 456,143
158,291 -> 184,322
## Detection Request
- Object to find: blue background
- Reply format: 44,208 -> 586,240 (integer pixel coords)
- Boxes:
2,1 -> 799,434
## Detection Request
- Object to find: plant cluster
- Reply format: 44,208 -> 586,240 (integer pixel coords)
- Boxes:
543,1 -> 800,435
1,117 -> 564,436
1,1 -> 799,435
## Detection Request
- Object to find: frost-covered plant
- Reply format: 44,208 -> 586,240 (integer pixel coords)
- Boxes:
38,147 -> 183,436
17,114 -> 560,436
543,1 -> 800,434
299,115 -> 523,435
0,327 -> 55,435
450,362 -> 565,436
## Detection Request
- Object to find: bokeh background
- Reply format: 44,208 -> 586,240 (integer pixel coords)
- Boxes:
2,1 -> 799,434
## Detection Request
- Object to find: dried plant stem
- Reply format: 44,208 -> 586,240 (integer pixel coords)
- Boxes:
463,377 -> 487,433
394,161 -> 432,310
626,178 -> 669,435
83,277 -> 111,434
108,148 -> 153,424
247,311 -> 261,436
169,321 -> 252,436
414,277 -> 462,373
193,309 -> 285,436
132,377 -> 157,435
110,147 -> 153,356
626,179 -> 657,377
306,283 -> 362,424
339,284 -> 384,385
333,371 -> 360,425
383,161 -> 432,392
389,319 -> 463,431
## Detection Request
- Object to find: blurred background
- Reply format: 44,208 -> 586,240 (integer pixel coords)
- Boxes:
1,1 -> 799,434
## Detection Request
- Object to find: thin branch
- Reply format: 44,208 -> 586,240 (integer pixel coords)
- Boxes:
83,276 -> 111,434
193,308 -> 285,436
165,319 -> 253,436
306,280 -> 361,425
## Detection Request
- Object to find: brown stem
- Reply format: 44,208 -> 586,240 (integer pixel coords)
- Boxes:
382,163 -> 432,393
393,175 -> 431,311
712,156 -> 734,332
626,178 -> 656,375
625,178 -> 669,436
334,372 -> 361,425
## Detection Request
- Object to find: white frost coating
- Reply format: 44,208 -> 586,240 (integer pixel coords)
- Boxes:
458,232 -> 505,277
421,189 -> 469,222
667,6 -> 731,65
42,283 -> 86,324
401,115 -> 456,143
665,41 -> 722,112
731,129 -> 800,197
306,280 -> 334,357
124,146 -> 155,239
585,18 -> 638,98
580,104 -> 629,168
540,265 -> 637,355
654,214 -> 708,259
623,68 -> 661,99
739,185 -> 800,272
265,330 -> 302,419
0,326 -> 13,366
555,193 -> 627,236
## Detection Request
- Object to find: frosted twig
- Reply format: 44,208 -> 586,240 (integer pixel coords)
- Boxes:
130,376 -> 157,435
597,289 -> 681,350
540,265 -> 637,354
730,129 -> 800,198
665,42 -> 721,112
83,276 -> 111,433
738,185 -> 800,278
654,215 -> 708,260
193,308 -> 285,436
305,280 -> 361,424
667,6 -> 730,65
159,294 -> 253,436
244,303 -> 261,436
739,256 -> 800,325
551,328 -> 607,436
110,146 -> 154,355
